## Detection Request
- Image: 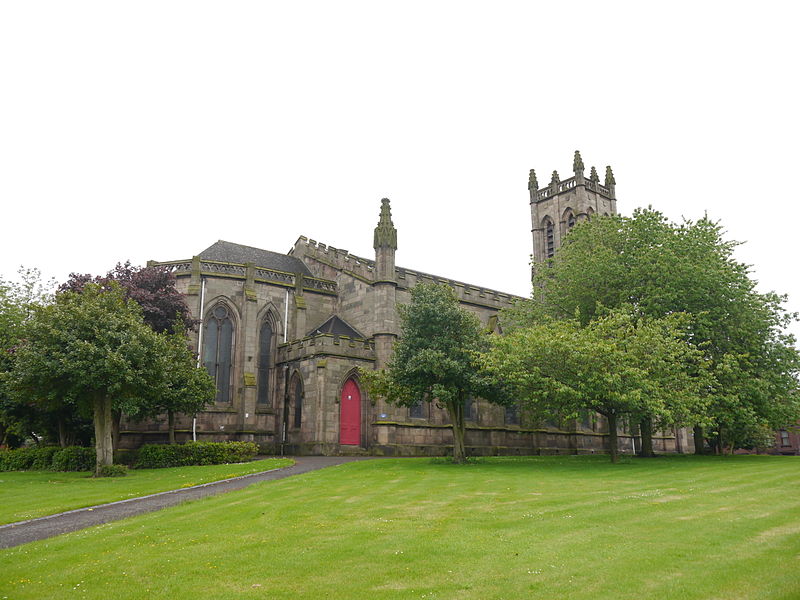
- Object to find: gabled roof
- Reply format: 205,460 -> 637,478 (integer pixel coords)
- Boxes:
199,240 -> 312,276
307,315 -> 365,339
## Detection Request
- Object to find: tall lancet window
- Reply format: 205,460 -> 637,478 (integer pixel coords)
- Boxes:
545,220 -> 555,258
203,304 -> 234,404
293,376 -> 303,429
257,321 -> 273,405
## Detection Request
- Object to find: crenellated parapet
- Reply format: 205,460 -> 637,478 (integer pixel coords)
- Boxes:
277,333 -> 376,364
529,151 -> 619,266
154,257 -> 337,295
529,173 -> 614,202
395,268 -> 520,309
292,236 -> 377,283
293,237 -> 520,309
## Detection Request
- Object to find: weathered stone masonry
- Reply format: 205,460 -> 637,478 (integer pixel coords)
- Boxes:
121,152 -> 691,456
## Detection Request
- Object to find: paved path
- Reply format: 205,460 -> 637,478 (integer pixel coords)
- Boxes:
0,456 -> 370,550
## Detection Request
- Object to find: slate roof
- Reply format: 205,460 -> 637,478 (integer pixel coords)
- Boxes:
307,315 -> 365,339
199,240 -> 312,276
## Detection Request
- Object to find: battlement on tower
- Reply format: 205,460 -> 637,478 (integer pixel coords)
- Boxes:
528,150 -> 616,204
528,151 -> 618,265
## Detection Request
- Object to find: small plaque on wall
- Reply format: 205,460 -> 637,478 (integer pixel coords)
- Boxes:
243,372 -> 257,387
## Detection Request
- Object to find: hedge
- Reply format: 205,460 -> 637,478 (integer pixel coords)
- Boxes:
0,441 -> 259,471
135,441 -> 259,469
51,446 -> 95,472
0,446 -> 93,472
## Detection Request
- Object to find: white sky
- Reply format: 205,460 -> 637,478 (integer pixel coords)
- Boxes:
2,2 -> 799,340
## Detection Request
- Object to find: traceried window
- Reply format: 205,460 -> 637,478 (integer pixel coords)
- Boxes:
504,403 -> 519,426
203,304 -> 234,404
464,396 -> 476,422
257,321 -> 273,405
410,400 -> 425,419
293,376 -> 303,429
545,220 -> 555,258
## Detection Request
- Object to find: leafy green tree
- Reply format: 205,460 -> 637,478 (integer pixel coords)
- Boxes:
362,283 -> 511,463
126,329 -> 217,444
511,209 -> 800,454
59,262 -> 199,445
0,268 -> 73,448
6,284 -> 214,475
485,308 -> 710,462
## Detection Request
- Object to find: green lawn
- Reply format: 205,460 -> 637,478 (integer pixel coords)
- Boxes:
1,455 -> 799,599
0,457 -> 293,525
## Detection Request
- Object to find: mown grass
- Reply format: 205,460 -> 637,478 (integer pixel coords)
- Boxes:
0,457 -> 293,525
1,455 -> 799,599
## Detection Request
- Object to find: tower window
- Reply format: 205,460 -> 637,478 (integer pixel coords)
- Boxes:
567,213 -> 576,229
545,221 -> 555,258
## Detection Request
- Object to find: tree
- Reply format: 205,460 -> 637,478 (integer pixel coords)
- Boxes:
512,209 -> 800,455
485,308 -> 710,462
125,329 -> 217,444
6,284 -> 215,475
59,261 -> 198,445
362,283 -> 512,464
59,261 -> 195,333
0,268 -> 76,448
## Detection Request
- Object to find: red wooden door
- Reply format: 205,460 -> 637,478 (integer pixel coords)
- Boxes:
340,379 -> 361,445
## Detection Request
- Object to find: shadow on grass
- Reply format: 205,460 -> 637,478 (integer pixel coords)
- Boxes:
422,453 -> 786,473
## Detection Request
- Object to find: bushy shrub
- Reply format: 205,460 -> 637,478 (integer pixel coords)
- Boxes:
135,441 -> 258,469
97,464 -> 128,477
52,446 -> 95,471
0,446 -> 61,471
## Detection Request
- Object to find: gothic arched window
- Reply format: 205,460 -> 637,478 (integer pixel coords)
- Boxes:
567,212 -> 576,230
203,304 -> 234,404
257,321 -> 273,405
293,376 -> 303,429
545,219 -> 555,258
464,396 -> 476,422
504,403 -> 519,426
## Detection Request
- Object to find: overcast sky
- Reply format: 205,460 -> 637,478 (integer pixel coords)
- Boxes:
2,2 -> 798,339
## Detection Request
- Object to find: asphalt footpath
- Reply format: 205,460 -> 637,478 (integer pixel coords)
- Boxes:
0,456 -> 370,550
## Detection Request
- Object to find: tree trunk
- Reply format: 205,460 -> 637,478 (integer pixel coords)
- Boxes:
607,413 -> 619,463
93,394 -> 114,476
57,415 -> 68,448
168,410 -> 176,444
111,409 -> 122,451
638,416 -> 655,458
446,399 -> 467,464
693,425 -> 705,455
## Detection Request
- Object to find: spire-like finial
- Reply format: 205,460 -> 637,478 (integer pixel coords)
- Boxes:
373,197 -> 398,250
528,169 -> 538,191
605,165 -> 616,187
550,170 -> 560,187
590,166 -> 599,183
573,150 -> 585,175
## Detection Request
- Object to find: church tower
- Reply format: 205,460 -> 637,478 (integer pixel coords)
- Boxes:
372,198 -> 398,369
529,151 -> 617,264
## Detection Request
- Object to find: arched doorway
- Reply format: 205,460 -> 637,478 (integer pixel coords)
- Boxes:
340,378 -> 361,446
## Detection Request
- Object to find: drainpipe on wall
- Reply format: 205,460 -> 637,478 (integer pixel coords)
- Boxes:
193,277 -> 206,442
283,289 -> 289,343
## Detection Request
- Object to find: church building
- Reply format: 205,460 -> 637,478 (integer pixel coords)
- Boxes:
121,152 -> 693,456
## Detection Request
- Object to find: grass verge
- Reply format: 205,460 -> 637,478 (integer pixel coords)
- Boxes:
0,457 -> 293,525
1,455 -> 799,599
